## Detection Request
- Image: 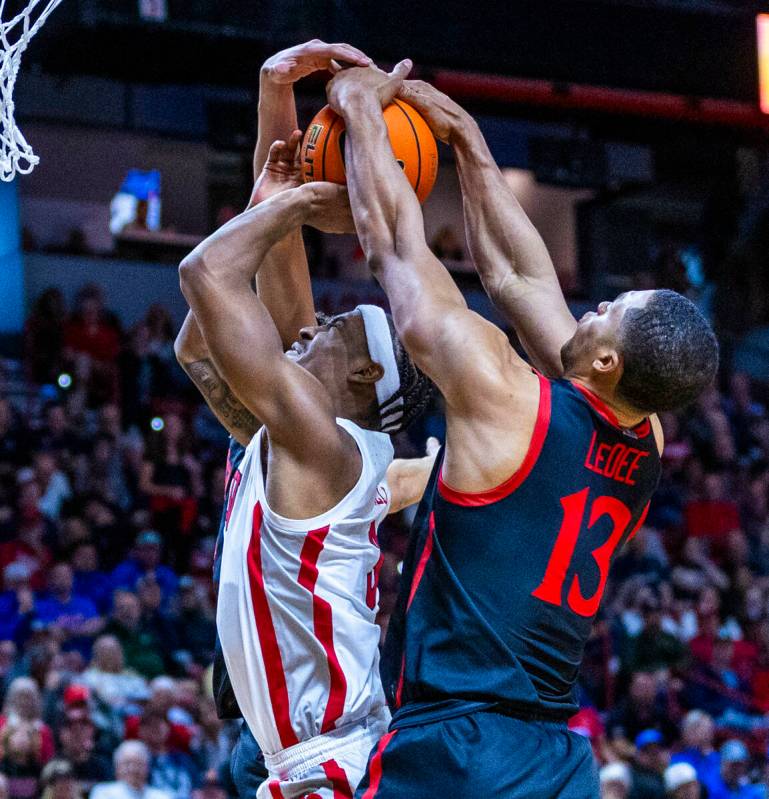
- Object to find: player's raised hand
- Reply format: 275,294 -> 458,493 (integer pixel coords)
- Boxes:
261,40 -> 371,85
304,182 -> 356,235
396,80 -> 469,144
248,131 -> 303,207
326,60 -> 413,113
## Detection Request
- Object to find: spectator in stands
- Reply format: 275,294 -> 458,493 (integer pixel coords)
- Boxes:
140,415 -> 202,570
600,762 -> 632,799
685,471 -> 741,544
706,739 -> 763,799
608,672 -> 677,745
23,288 -> 67,385
136,576 -> 180,674
629,729 -> 668,799
174,577 -> 215,670
104,592 -> 166,680
39,759 -> 78,799
91,740 -> 171,799
70,541 -> 112,615
0,774 -> 7,799
89,434 -> 132,512
82,635 -> 148,712
0,480 -> 54,591
112,532 -> 178,604
35,563 -> 102,656
138,707 -> 200,799
0,678 -> 53,763
664,763 -> 701,799
34,404 -> 84,462
34,452 -> 71,522
670,710 -> 720,790
55,703 -> 112,793
0,564 -> 34,645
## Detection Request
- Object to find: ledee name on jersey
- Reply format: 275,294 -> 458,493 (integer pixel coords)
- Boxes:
583,430 -> 650,486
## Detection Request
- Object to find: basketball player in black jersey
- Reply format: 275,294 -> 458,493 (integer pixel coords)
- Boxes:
326,65 -> 718,798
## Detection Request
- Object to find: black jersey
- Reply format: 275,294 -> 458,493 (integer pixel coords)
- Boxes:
382,376 -> 661,721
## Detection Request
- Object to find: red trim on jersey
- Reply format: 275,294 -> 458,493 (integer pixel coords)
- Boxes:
268,780 -> 283,798
321,759 -> 354,798
626,501 -> 651,543
437,373 -> 552,507
571,382 -> 652,438
361,731 -> 397,799
247,503 -> 299,749
297,525 -> 348,734
395,513 -> 436,707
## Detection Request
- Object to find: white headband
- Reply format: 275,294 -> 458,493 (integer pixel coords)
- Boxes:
357,304 -> 404,433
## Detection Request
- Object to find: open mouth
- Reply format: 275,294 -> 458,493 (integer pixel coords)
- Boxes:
285,342 -> 303,360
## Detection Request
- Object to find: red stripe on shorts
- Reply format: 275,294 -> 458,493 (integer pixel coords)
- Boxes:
297,525 -> 348,733
361,731 -> 397,799
267,780 -> 283,798
321,758 -> 354,798
395,513 -> 436,706
247,502 -> 299,749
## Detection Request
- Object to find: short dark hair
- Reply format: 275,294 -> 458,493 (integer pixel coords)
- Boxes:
617,290 -> 719,413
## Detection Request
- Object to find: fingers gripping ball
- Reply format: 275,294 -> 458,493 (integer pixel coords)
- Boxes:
300,101 -> 438,204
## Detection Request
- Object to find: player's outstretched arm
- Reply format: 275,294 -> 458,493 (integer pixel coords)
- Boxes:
386,437 -> 440,514
179,181 -> 353,454
327,66 -> 524,410
250,40 -> 371,348
397,80 -> 577,378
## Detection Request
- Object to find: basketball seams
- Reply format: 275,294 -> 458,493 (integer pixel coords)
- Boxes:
322,114 -> 341,183
392,100 -> 422,198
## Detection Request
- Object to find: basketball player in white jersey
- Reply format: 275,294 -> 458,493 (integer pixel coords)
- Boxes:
176,43 -> 436,799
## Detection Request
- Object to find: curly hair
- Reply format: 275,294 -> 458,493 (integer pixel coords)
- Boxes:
617,290 -> 719,413
379,314 -> 436,435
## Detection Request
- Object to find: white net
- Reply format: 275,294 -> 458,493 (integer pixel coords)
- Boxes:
0,0 -> 65,181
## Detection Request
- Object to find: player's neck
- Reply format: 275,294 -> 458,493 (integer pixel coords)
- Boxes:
569,377 -> 648,429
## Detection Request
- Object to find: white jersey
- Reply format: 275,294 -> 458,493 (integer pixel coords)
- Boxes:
217,418 -> 393,757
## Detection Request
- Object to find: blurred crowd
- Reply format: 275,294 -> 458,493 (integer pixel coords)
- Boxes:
7,283 -> 769,798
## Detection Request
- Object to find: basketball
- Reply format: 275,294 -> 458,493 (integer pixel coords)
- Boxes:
301,100 -> 439,204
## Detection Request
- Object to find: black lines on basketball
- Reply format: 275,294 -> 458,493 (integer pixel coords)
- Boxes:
323,115 -> 340,180
392,100 -> 421,195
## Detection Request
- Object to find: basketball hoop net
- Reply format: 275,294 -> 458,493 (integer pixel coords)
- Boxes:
0,0 -> 65,181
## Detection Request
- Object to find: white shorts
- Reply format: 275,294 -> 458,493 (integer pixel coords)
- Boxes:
257,708 -> 390,799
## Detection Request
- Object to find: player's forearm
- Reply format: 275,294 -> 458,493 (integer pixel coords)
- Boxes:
254,77 -> 297,180
174,311 -> 209,366
251,78 -> 316,347
452,119 -> 555,293
339,92 -> 418,265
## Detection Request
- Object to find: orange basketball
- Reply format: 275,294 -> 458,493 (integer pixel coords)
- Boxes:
300,100 -> 438,204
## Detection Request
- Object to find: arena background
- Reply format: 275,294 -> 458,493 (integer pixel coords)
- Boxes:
2,1 -> 769,797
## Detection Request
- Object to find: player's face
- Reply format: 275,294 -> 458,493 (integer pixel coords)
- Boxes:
561,290 -> 656,374
287,310 -> 371,378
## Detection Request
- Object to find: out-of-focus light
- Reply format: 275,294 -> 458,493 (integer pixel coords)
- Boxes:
57,373 -> 72,389
758,14 -> 769,114
396,561 -> 403,575
150,416 -> 165,432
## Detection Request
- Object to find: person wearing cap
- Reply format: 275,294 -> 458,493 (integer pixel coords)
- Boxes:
629,729 -> 668,799
664,763 -> 700,799
111,531 -> 178,605
600,763 -> 632,799
707,739 -> 764,799
175,39 -> 439,799
55,703 -> 112,794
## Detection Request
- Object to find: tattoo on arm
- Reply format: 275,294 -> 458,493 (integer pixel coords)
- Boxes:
184,358 -> 260,440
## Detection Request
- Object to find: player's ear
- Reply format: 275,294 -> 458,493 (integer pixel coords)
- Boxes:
592,348 -> 620,375
349,361 -> 384,385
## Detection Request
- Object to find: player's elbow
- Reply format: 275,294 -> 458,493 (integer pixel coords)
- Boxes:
178,254 -> 207,302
